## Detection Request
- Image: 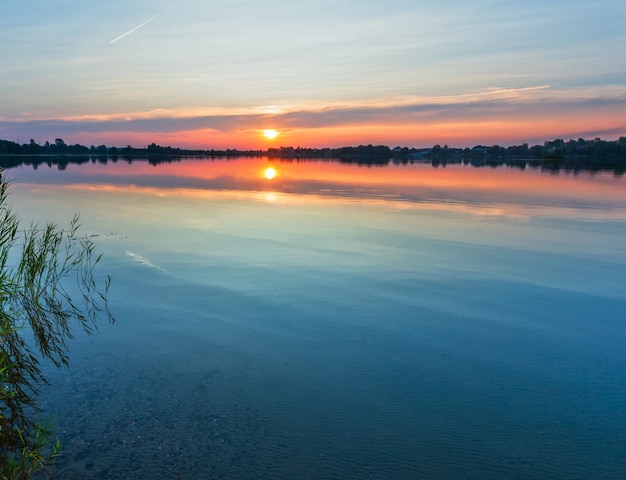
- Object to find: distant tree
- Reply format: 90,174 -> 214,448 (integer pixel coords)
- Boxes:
507,143 -> 529,158
26,140 -> 41,155
147,143 -> 158,153
53,139 -> 67,153
487,145 -> 506,159
0,141 -> 21,155
529,145 -> 543,159
618,137 -> 626,155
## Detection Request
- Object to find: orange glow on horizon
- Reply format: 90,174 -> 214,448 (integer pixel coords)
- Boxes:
47,84 -> 626,151
69,107 -> 625,151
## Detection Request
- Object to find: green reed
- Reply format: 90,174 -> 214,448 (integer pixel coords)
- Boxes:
0,174 -> 113,479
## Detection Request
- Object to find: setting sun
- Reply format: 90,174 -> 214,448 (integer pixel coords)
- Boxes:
263,129 -> 279,140
264,167 -> 277,179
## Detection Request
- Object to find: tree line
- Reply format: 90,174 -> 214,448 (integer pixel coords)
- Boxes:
2,136 -> 626,170
0,138 -> 264,159
268,137 -> 626,162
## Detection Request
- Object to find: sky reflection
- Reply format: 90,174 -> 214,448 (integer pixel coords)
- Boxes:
5,157 -> 626,222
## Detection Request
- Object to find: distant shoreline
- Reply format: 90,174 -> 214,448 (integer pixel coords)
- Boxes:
1,137 -> 625,173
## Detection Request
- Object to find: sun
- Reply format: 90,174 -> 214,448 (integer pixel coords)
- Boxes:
264,167 -> 277,180
263,129 -> 279,140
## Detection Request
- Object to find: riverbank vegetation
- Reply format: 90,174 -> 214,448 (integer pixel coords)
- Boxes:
0,175 -> 113,479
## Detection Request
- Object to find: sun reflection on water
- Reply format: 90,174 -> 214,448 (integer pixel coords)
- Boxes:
264,167 -> 277,180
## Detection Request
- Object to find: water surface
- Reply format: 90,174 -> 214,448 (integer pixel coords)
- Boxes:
4,157 -> 626,479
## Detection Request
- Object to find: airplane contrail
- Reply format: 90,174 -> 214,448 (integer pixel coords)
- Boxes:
109,8 -> 170,44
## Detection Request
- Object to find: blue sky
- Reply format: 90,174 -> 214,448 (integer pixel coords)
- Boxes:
1,0 -> 625,148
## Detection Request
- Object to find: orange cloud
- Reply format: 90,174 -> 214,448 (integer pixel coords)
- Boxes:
3,85 -> 625,149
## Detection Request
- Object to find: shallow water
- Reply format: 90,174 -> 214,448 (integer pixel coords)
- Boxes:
4,158 -> 626,479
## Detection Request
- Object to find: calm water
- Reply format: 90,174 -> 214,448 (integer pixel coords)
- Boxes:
4,157 -> 626,479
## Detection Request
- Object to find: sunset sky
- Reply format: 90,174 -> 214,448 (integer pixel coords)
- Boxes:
2,0 -> 625,149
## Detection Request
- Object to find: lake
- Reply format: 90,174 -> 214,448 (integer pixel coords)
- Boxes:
3,156 -> 626,479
